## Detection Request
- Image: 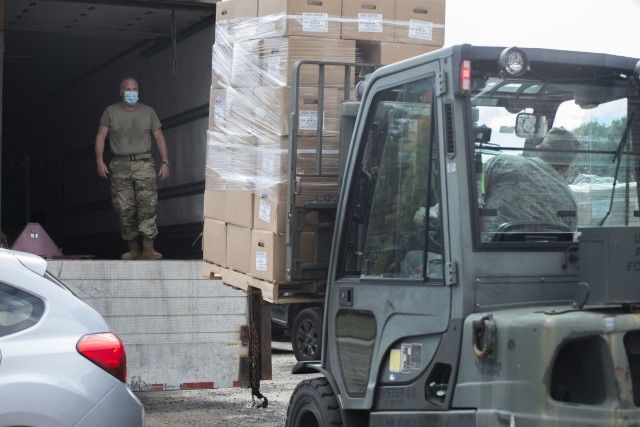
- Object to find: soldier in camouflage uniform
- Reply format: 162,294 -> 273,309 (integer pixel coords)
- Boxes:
95,76 -> 170,260
482,127 -> 579,241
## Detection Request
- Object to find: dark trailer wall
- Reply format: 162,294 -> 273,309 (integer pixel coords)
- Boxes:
2,0 -> 217,259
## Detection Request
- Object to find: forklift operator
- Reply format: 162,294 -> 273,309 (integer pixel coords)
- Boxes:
482,127 -> 580,239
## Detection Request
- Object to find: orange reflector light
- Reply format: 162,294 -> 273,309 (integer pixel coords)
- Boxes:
460,60 -> 471,93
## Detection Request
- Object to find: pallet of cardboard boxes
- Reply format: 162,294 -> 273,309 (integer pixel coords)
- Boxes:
202,0 -> 446,302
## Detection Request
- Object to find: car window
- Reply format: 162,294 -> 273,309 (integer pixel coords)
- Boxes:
0,283 -> 45,337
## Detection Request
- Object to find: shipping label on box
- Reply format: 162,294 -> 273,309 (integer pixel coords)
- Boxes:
254,195 -> 287,234
394,0 -> 446,46
299,110 -> 319,131
341,0 -> 395,42
255,251 -> 269,271
408,19 -> 434,41
251,230 -> 286,281
253,85 -> 344,136
258,199 -> 273,224
302,12 -> 330,33
358,13 -> 383,33
260,152 -> 279,175
258,0 -> 342,38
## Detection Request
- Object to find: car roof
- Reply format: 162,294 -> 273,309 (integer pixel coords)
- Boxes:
0,248 -> 47,277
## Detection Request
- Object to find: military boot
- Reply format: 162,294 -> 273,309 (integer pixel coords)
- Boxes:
121,239 -> 140,260
141,236 -> 162,260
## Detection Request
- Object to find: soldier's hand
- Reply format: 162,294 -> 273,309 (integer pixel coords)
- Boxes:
97,160 -> 109,178
158,163 -> 170,180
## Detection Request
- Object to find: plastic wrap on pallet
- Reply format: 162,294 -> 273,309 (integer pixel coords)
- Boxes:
254,146 -> 340,201
208,8 -> 446,206
570,180 -> 640,227
212,19 -> 357,90
253,149 -> 338,197
211,22 -> 234,89
212,9 -> 446,81
252,85 -> 345,136
255,12 -> 343,39
206,131 -> 256,192
253,175 -> 339,207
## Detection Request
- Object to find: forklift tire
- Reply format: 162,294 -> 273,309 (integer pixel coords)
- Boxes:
286,377 -> 342,427
292,307 -> 323,362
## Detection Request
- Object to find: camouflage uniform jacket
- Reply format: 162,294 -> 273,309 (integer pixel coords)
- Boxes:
483,154 -> 578,236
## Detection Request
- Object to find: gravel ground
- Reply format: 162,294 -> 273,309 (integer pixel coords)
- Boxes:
138,341 -> 317,427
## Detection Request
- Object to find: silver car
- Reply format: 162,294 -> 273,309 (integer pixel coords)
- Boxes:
0,249 -> 144,426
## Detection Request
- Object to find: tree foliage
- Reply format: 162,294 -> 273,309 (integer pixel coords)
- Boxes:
569,118 -> 628,182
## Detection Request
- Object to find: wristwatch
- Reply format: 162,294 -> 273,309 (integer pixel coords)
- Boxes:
161,160 -> 170,166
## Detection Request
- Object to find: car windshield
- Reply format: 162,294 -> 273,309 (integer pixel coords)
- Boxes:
471,75 -> 640,246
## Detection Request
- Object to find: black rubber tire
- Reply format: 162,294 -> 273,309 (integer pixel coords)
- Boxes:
292,307 -> 323,362
286,377 -> 343,427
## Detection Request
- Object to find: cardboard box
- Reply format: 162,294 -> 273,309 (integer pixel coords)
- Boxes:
225,87 -> 256,132
204,189 -> 227,221
394,0 -> 446,46
216,0 -> 260,41
254,144 -> 339,179
299,231 -> 317,264
230,39 -> 261,87
216,0 -> 259,21
258,0 -> 342,38
225,190 -> 255,228
206,132 -> 256,188
357,41 -> 439,65
208,88 -> 226,131
254,195 -> 287,233
253,86 -> 344,136
259,36 -> 356,86
254,147 -> 289,179
251,230 -> 286,281
211,34 -> 233,88
341,0 -> 395,42
205,173 -> 227,192
254,134 -> 340,150
227,225 -> 252,274
203,218 -> 227,266
253,176 -> 338,204
297,149 -> 340,175
295,177 -> 339,206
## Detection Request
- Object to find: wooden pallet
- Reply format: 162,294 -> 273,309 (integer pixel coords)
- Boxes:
202,261 -> 325,304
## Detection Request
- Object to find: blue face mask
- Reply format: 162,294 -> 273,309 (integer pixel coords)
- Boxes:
123,90 -> 139,105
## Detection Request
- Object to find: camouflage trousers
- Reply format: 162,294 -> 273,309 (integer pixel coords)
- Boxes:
109,157 -> 158,241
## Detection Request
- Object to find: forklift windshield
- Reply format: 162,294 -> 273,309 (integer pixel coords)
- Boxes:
471,71 -> 640,246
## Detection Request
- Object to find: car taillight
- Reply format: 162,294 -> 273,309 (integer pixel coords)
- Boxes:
77,332 -> 127,382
